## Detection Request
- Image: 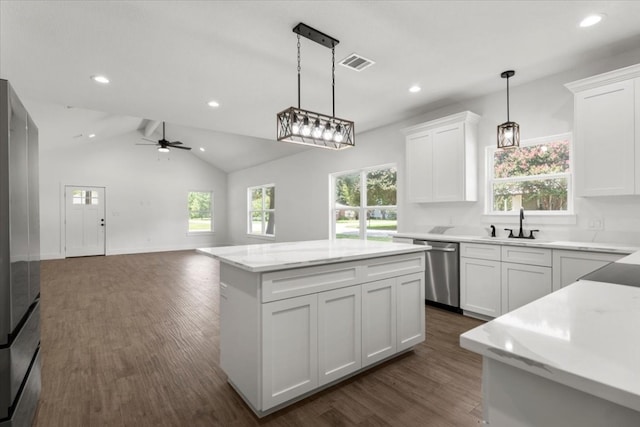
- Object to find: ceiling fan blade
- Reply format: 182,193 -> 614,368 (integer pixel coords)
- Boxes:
141,137 -> 157,143
167,141 -> 183,145
135,143 -> 158,146
172,145 -> 192,150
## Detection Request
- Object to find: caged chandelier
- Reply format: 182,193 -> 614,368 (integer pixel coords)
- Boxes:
497,70 -> 520,149
276,23 -> 355,150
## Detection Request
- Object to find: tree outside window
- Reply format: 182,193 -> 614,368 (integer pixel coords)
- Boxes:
332,165 -> 397,241
488,134 -> 572,213
188,191 -> 213,232
248,184 -> 275,236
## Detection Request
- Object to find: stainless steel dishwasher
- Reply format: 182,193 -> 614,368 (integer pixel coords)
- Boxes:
413,240 -> 460,312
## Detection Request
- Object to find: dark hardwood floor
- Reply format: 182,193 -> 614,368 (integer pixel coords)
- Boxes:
34,251 -> 484,426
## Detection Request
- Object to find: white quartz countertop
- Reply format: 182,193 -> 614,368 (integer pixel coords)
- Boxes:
197,239 -> 429,272
460,279 -> 640,412
395,232 -> 639,254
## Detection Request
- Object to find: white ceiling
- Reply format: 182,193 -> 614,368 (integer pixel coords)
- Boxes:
2,1 -> 640,172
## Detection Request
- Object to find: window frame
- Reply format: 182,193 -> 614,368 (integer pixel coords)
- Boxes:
187,190 -> 214,235
485,132 -> 574,221
247,184 -> 276,239
330,163 -> 397,241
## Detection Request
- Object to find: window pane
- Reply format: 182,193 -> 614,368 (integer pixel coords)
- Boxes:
365,209 -> 397,242
366,167 -> 397,206
251,188 -> 264,210
265,186 -> 275,210
250,212 -> 263,234
335,209 -> 359,239
188,191 -> 212,232
494,139 -> 570,178
334,173 -> 360,207
493,178 -> 568,212
264,212 -> 275,235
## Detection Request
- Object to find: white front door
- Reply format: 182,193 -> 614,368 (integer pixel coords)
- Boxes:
65,186 -> 106,257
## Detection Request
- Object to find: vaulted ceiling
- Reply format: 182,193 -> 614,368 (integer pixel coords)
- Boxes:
2,1 -> 640,172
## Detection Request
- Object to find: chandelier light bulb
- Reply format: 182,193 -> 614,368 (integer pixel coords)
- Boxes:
312,119 -> 323,138
323,123 -> 334,141
333,125 -> 344,143
291,115 -> 301,134
301,116 -> 312,136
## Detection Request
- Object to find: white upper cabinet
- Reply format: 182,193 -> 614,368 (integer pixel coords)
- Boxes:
566,64 -> 640,197
403,111 -> 480,203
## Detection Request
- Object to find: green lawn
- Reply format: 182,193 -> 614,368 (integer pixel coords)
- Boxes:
336,219 -> 397,230
189,218 -> 212,232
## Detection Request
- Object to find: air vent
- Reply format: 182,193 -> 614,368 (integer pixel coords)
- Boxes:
339,53 -> 375,72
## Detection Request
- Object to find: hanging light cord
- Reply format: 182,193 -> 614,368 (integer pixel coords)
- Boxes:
297,34 -> 301,109
506,75 -> 510,123
332,46 -> 336,118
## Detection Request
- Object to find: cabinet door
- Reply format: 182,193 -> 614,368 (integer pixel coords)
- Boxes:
460,257 -> 501,317
501,263 -> 552,313
432,123 -> 464,202
318,286 -> 361,386
405,132 -> 433,202
552,250 -> 624,291
262,294 -> 318,409
396,273 -> 425,352
362,279 -> 397,367
575,80 -> 635,196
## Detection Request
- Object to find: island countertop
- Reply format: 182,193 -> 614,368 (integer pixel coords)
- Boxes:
460,278 -> 640,413
197,239 -> 430,272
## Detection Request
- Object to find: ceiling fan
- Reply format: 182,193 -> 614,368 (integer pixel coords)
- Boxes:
139,121 -> 192,152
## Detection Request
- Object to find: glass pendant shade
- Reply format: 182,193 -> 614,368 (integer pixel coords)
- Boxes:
497,121 -> 520,149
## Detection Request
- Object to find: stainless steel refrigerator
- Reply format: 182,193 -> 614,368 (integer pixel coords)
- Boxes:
0,80 -> 41,426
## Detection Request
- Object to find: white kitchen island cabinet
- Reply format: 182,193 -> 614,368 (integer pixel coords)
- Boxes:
198,240 -> 427,417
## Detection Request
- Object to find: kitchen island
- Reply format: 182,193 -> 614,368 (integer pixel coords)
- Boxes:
460,253 -> 640,426
198,239 -> 429,416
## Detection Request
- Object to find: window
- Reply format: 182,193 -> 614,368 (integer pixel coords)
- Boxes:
248,184 -> 275,237
487,133 -> 572,214
72,190 -> 99,205
331,165 -> 397,241
188,191 -> 213,233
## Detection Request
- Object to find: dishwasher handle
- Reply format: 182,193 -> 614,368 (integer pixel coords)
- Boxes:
412,240 -> 457,252
429,247 -> 456,252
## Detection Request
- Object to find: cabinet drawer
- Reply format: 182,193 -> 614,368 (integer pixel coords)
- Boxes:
262,262 -> 359,303
460,243 -> 501,261
501,246 -> 552,267
363,253 -> 425,282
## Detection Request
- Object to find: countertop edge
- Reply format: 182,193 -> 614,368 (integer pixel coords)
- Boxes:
197,245 -> 429,273
459,331 -> 640,413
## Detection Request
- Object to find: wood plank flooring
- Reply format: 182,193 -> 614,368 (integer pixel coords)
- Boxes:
33,250 -> 484,426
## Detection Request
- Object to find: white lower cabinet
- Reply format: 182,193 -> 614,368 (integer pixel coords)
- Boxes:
552,250 -> 624,290
396,273 -> 426,351
262,294 -> 318,409
361,278 -> 397,367
318,286 -> 361,386
460,256 -> 501,317
501,262 -> 552,313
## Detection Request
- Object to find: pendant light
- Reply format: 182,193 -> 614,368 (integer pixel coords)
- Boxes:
497,70 -> 520,149
276,23 -> 355,150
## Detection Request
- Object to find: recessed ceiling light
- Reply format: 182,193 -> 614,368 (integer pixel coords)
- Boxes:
207,100 -> 220,108
91,75 -> 110,84
88,133 -> 96,138
579,13 -> 605,28
199,147 -> 205,152
409,85 -> 421,93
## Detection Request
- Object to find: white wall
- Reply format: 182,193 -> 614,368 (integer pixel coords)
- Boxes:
227,46 -> 640,246
39,131 -> 228,259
